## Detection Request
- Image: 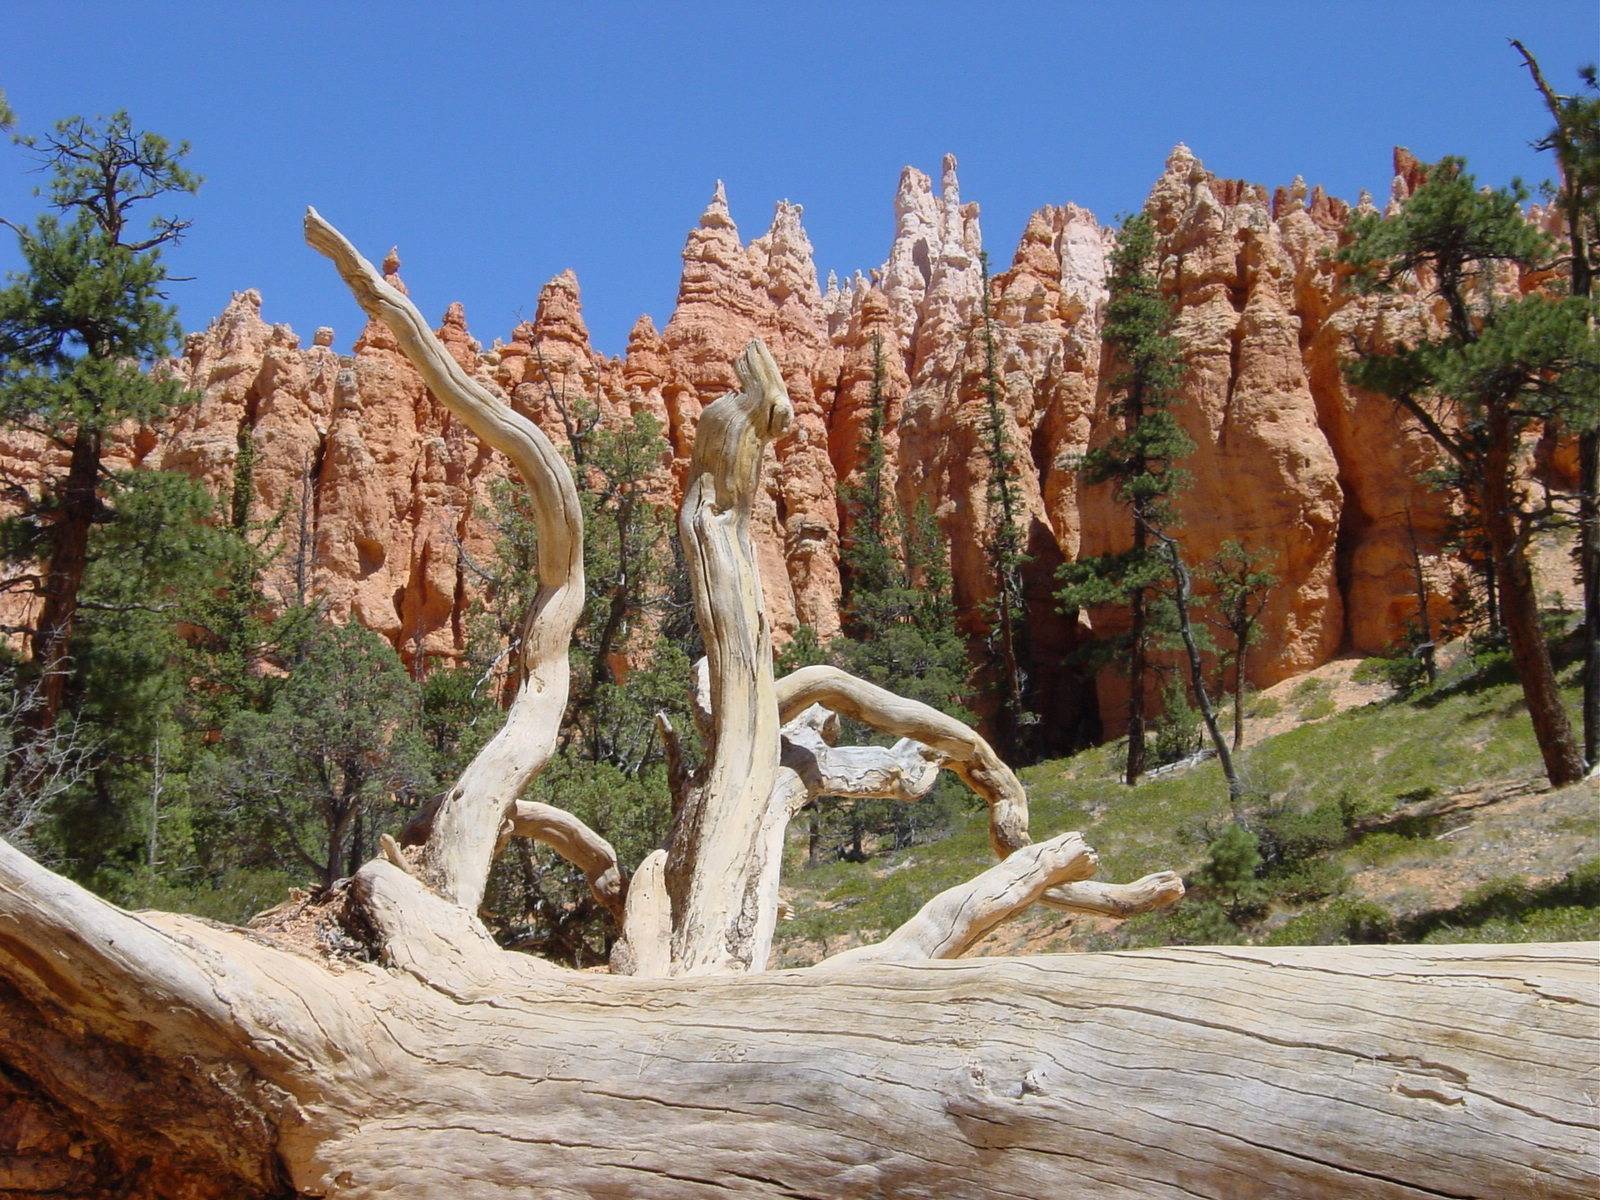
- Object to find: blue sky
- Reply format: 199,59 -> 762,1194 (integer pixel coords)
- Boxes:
3,3 -> 1596,355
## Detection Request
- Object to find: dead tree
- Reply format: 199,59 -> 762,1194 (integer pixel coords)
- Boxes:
0,212 -> 1593,1199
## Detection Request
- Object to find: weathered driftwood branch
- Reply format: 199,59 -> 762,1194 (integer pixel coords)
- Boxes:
776,663 -> 1185,920
401,796 -> 625,923
2,839 -> 1595,1198
820,832 -> 1099,965
776,664 -> 1032,854
504,800 -> 625,922
305,208 -> 584,915
780,706 -> 943,805
661,341 -> 792,974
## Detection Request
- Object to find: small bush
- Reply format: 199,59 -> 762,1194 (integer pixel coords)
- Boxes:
1353,642 -> 1431,696
1119,898 -> 1245,948
1335,789 -> 1390,828
1465,629 -> 1513,677
1249,694 -> 1282,719
1421,906 -> 1600,944
1256,800 -> 1347,867
1549,856 -> 1600,906
1150,675 -> 1204,768
109,866 -> 300,925
1270,857 -> 1346,904
1401,859 -> 1600,943
1290,677 -> 1327,703
1351,656 -> 1387,685
1449,875 -> 1537,924
1198,823 -> 1266,920
1348,830 -> 1448,865
1264,897 -> 1396,946
1299,695 -> 1337,720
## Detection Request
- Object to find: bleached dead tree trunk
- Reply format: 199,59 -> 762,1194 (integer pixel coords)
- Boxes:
306,210 -> 586,915
0,213 -> 1594,1198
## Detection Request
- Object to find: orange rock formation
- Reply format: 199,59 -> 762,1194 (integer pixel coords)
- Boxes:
71,148 -> 1487,739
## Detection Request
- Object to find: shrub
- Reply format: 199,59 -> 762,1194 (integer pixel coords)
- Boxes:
1353,642 -> 1431,696
1465,628 -> 1514,677
1119,899 -> 1244,948
1449,875 -> 1537,925
1264,897 -> 1396,946
1198,823 -> 1266,920
1256,800 -> 1347,868
1270,857 -> 1346,904
1290,676 -> 1327,703
1348,830 -> 1448,865
1401,859 -> 1600,944
1299,695 -> 1337,721
1335,789 -> 1390,828
108,866 -> 299,925
1150,675 -> 1204,768
1421,906 -> 1600,944
1248,694 -> 1282,719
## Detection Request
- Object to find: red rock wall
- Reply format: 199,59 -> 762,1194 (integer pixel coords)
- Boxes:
23,147 -> 1497,736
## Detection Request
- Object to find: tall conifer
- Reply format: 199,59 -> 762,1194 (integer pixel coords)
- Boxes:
1340,157 -> 1599,785
976,252 -> 1034,757
1055,213 -> 1192,785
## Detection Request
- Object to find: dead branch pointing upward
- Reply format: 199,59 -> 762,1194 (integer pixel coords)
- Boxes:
304,208 -> 585,914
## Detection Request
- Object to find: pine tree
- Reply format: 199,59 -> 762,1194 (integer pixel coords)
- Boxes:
193,620 -> 432,892
1055,212 -> 1193,785
812,335 -> 971,861
567,401 -> 683,771
461,396 -> 689,962
835,334 -> 972,713
839,334 -> 899,627
1147,522 -> 1247,803
1199,540 -> 1278,750
1514,41 -> 1600,765
976,251 -> 1034,757
53,411 -> 310,895
54,472 -> 238,884
1339,156 -> 1600,786
1401,502 -> 1440,686
179,424 -> 315,736
0,109 -> 200,742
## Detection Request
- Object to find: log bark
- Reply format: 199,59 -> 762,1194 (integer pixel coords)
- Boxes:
2,840 -> 1595,1199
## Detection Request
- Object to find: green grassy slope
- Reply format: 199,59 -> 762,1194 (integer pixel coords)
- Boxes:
773,630 -> 1600,966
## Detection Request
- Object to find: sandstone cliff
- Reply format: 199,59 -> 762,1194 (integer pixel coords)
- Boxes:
80,147 -> 1489,739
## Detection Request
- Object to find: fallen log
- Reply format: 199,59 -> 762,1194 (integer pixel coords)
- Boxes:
0,844 -> 1594,1198
1353,772 -> 1549,834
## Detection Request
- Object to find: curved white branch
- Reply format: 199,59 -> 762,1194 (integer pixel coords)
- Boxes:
775,664 -> 1183,920
818,833 -> 1100,966
775,665 -> 1030,855
505,801 -> 625,924
305,209 -> 584,913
